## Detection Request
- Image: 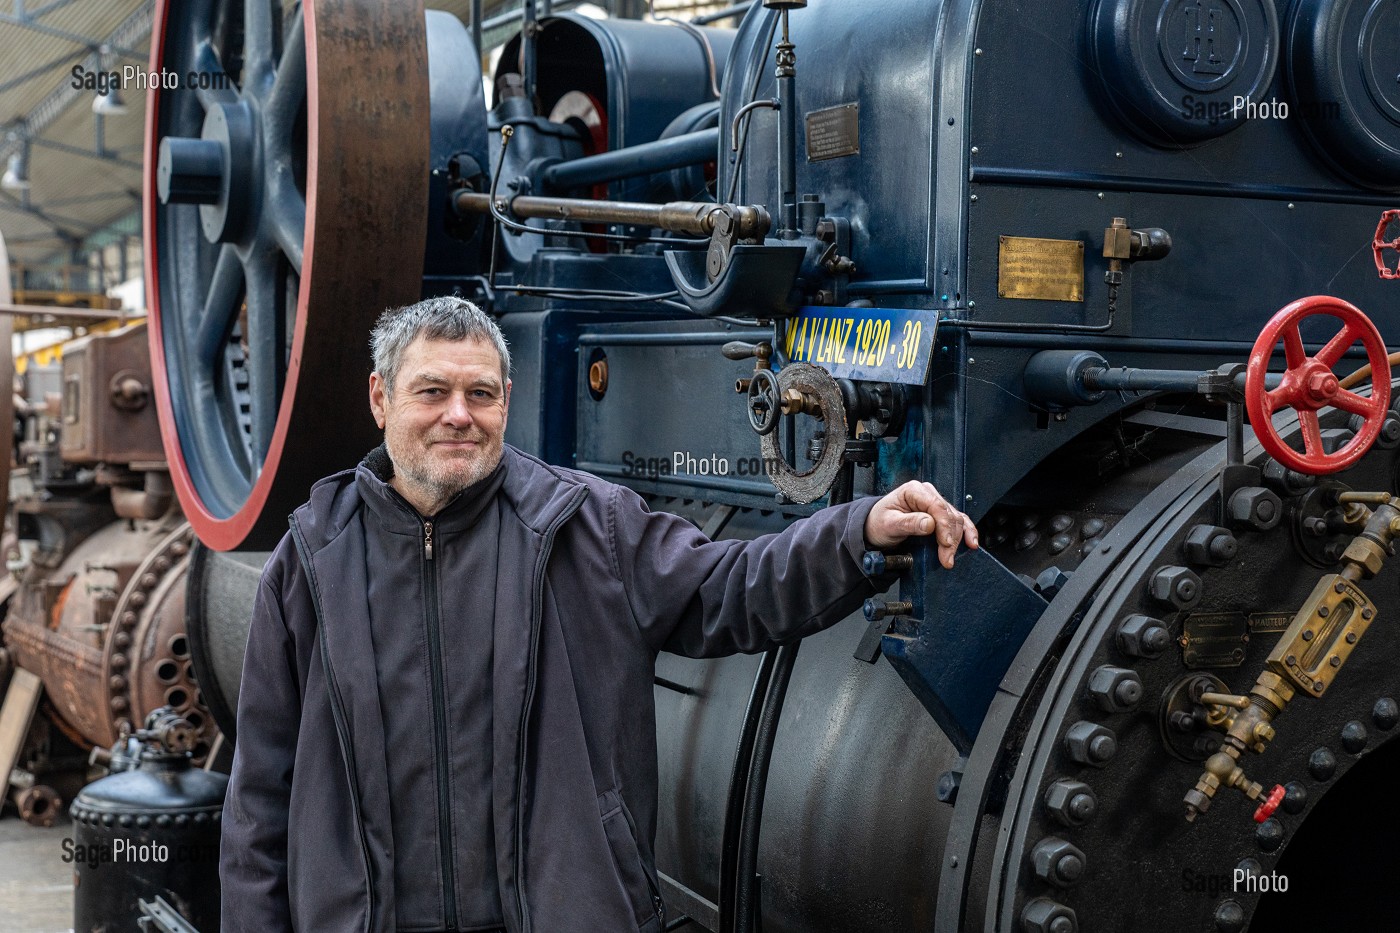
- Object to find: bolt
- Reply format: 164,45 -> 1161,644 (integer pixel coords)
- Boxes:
1373,697 -> 1399,730
1035,567 -> 1072,600
1116,614 -> 1170,658
1302,516 -> 1329,537
1031,837 -> 1087,888
1322,541 -> 1346,562
1282,781 -> 1308,815
1305,371 -> 1338,401
862,551 -> 913,576
936,769 -> 962,804
1149,565 -> 1202,610
1308,746 -> 1337,781
1044,779 -> 1098,827
1342,720 -> 1368,753
1184,524 -> 1238,566
1255,817 -> 1285,852
1170,711 -> 1197,733
1214,900 -> 1246,933
1087,665 -> 1143,712
1020,897 -> 1077,933
863,598 -> 912,621
1064,721 -> 1117,766
1227,486 -> 1283,531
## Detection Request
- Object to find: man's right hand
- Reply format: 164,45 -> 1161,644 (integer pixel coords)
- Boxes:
864,481 -> 979,569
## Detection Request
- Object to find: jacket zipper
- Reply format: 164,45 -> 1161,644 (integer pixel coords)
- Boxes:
514,487 -> 589,933
422,518 -> 459,930
291,518 -> 376,933
620,794 -> 666,927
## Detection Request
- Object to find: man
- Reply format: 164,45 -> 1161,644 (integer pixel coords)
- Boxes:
220,297 -> 977,933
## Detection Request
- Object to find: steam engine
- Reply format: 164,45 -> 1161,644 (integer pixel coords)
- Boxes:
136,0 -> 1400,930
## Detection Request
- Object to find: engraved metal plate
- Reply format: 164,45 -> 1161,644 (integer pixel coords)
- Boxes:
805,103 -> 860,162
997,236 -> 1085,302
1182,611 -> 1249,668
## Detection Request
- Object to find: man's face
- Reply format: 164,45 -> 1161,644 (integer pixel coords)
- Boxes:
369,335 -> 511,510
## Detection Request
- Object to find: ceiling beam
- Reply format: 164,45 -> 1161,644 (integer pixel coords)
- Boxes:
0,10 -> 146,62
0,1 -> 155,166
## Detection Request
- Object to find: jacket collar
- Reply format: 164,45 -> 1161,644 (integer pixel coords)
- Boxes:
355,444 -> 507,535
292,443 -> 588,555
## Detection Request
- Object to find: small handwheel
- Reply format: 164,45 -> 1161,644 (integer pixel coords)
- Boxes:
747,368 -> 781,436
1374,210 -> 1400,280
1245,296 -> 1392,475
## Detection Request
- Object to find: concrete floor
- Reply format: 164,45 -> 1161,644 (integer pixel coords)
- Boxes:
0,813 -> 74,933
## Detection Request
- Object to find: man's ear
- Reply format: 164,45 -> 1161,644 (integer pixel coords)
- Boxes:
369,372 -> 388,429
503,379 -> 512,413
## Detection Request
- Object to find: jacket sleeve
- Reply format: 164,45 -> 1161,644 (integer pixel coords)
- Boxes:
219,562 -> 301,932
608,483 -> 896,657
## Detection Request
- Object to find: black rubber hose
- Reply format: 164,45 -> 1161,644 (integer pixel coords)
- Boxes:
733,639 -> 799,933
718,648 -> 777,933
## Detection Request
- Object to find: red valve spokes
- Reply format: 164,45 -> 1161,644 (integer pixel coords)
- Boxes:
1245,296 -> 1392,475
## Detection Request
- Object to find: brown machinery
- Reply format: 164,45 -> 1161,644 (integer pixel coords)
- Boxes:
0,320 -> 216,825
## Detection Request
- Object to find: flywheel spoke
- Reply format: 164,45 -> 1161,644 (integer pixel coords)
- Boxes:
242,251 -> 287,463
195,244 -> 244,368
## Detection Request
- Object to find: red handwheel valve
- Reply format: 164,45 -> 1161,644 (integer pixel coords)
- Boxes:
1254,784 -> 1286,823
1245,296 -> 1392,475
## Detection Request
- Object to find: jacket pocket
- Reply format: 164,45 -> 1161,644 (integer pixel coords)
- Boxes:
597,789 -> 664,932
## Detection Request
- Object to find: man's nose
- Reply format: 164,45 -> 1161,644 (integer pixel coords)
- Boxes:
442,392 -> 474,426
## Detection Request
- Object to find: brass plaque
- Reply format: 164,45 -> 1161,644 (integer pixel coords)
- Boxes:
997,236 -> 1085,302
1182,612 -> 1249,669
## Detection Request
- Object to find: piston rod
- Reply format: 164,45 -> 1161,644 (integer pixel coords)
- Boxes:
541,128 -> 720,192
454,190 -> 770,239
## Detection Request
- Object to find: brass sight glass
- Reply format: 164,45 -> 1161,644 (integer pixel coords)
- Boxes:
1182,492 -> 1398,822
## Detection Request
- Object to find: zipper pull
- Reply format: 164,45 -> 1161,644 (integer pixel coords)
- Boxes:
423,520 -> 434,561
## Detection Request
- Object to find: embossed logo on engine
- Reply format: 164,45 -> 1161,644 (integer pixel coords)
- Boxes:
1161,0 -> 1245,89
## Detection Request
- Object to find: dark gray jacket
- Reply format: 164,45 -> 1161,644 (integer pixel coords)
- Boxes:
220,444 -> 892,933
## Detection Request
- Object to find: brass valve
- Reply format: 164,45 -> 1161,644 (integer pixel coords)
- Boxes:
1182,492 -> 1397,822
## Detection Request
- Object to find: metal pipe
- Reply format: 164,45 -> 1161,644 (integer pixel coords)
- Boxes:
1084,367 -> 1283,394
470,0 -> 483,62
774,10 -> 798,238
0,301 -> 129,320
542,128 -> 720,192
522,0 -> 539,106
455,190 -> 770,238
693,2 -> 755,25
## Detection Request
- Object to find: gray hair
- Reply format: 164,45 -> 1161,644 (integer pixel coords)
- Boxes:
370,296 -> 511,391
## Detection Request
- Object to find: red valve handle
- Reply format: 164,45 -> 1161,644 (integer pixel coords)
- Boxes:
1374,210 -> 1400,280
1245,296 -> 1392,475
1254,784 -> 1286,823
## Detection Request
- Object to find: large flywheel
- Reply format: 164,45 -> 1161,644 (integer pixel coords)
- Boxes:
144,0 -> 429,550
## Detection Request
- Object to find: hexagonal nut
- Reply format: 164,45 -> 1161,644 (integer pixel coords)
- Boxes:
1350,410 -> 1400,449
1227,486 -> 1283,532
1021,897 -> 1078,933
1342,537 -> 1386,578
1031,836 -> 1087,888
1115,614 -> 1170,659
1262,458 -> 1316,494
1035,566 -> 1071,600
1183,524 -> 1238,567
1149,565 -> 1202,610
1063,720 -> 1117,766
1087,665 -> 1143,712
1043,779 -> 1098,827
